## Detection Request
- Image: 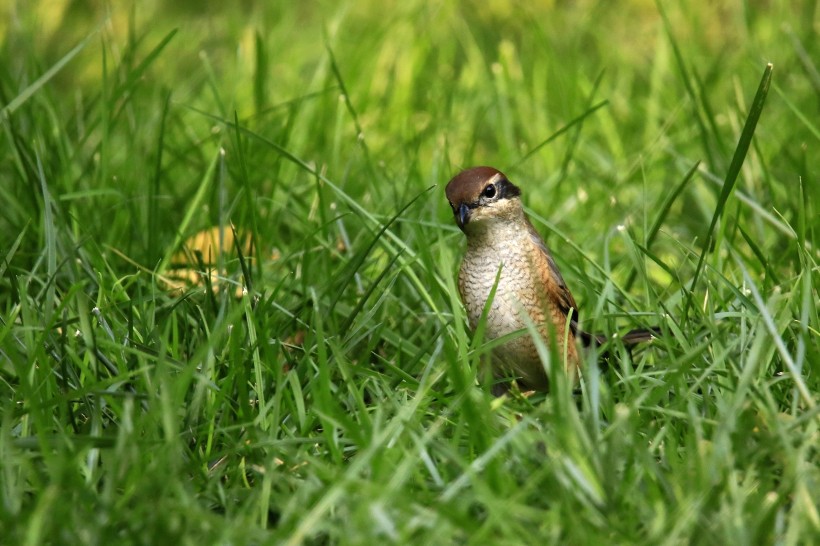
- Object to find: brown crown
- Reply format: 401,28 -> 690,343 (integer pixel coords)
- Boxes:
445,166 -> 506,205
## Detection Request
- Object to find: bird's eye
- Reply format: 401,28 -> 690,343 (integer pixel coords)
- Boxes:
482,184 -> 496,198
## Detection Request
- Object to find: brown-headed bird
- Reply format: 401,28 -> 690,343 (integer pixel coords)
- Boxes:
445,166 -> 655,392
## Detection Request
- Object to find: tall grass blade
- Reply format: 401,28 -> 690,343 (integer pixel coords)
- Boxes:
684,63 -> 773,320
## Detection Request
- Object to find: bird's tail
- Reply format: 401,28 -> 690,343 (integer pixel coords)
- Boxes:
575,326 -> 661,348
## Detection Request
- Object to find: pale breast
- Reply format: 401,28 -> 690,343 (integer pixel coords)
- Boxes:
457,228 -> 577,389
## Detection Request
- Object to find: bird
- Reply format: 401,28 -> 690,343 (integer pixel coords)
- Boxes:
445,166 -> 656,392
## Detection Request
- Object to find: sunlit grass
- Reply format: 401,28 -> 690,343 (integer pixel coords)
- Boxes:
1,1 -> 818,544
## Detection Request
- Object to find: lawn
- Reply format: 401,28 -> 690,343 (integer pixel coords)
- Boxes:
1,1 -> 818,544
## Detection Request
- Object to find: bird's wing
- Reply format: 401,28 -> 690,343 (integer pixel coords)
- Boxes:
526,222 -> 611,346
524,219 -> 579,318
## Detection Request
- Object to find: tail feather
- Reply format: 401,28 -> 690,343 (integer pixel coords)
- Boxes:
574,324 -> 662,348
620,327 -> 661,345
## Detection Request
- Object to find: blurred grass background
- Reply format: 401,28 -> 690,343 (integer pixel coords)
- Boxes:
1,1 -> 818,544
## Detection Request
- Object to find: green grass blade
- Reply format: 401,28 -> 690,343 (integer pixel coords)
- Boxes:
1,32 -> 96,117
685,63 -> 773,320
512,100 -> 608,170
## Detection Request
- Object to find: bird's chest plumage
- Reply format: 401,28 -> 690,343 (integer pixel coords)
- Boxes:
458,237 -> 541,336
458,226 -> 551,370
456,223 -> 577,389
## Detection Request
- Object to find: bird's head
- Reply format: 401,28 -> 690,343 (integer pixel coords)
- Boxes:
444,166 -> 523,233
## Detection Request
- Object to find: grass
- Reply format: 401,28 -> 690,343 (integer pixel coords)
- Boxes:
1,1 -> 818,544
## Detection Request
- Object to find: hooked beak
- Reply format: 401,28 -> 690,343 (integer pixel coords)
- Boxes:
455,203 -> 471,230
